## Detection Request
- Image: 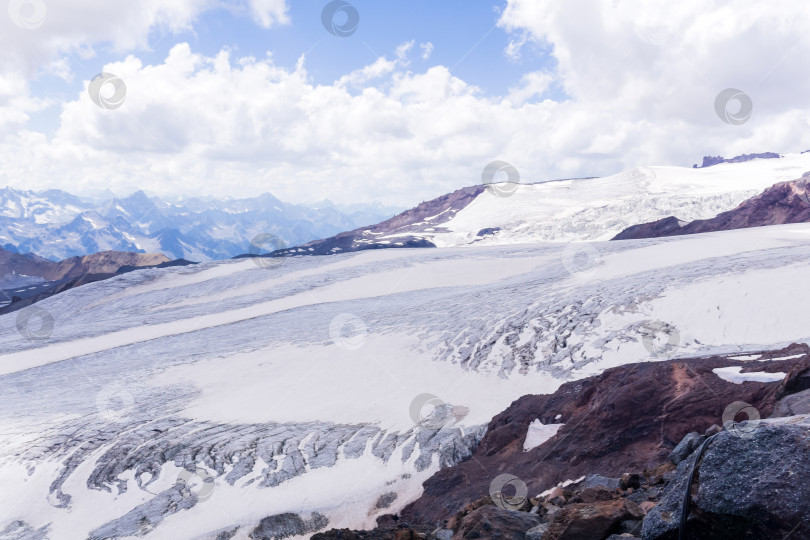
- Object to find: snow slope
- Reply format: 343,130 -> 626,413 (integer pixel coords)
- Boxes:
394,152 -> 810,247
2,223 -> 810,538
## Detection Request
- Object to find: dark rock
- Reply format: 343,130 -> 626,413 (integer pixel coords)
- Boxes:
703,424 -> 722,437
572,485 -> 614,504
642,422 -> 810,539
250,512 -> 329,539
643,462 -> 676,486
620,473 -> 641,490
376,514 -> 399,528
626,487 -> 661,505
693,152 -> 781,168
619,518 -> 643,535
526,523 -> 548,540
311,529 -> 360,540
612,216 -> 685,240
542,499 -> 643,540
476,227 -> 501,237
771,388 -> 810,417
376,492 -> 398,509
453,505 -> 541,539
312,525 -> 433,540
445,496 -> 495,530
667,432 -> 705,465
580,474 -> 621,491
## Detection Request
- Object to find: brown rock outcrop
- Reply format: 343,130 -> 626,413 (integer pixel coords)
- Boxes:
542,498 -> 643,540
398,345 -> 810,526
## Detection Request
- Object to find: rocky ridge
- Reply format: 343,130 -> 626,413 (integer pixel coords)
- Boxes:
313,345 -> 810,539
0,247 -> 193,313
613,174 -> 810,240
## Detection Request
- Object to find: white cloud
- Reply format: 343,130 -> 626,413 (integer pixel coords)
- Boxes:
396,40 -> 415,61
0,73 -> 50,137
496,0 -> 810,165
3,0 -> 810,210
246,0 -> 290,28
0,0 -> 290,77
1,44 -> 532,205
507,71 -> 553,105
419,42 -> 434,60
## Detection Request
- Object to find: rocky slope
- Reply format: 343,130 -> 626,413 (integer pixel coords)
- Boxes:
0,246 -> 170,281
314,345 -> 810,539
272,186 -> 484,256
0,247 -> 191,313
692,152 -> 781,168
0,245 -> 55,278
613,174 -> 810,240
398,345 -> 810,526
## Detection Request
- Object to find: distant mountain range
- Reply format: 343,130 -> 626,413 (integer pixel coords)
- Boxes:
0,187 -> 401,261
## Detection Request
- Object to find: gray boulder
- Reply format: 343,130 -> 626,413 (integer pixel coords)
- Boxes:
667,432 -> 705,465
771,388 -> 810,417
525,523 -> 548,540
643,420 -> 810,539
578,474 -> 621,491
249,512 -> 329,539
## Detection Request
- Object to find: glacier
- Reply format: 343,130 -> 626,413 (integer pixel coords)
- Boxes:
2,222 -> 810,538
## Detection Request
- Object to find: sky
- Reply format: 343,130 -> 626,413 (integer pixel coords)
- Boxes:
1,0 -> 809,207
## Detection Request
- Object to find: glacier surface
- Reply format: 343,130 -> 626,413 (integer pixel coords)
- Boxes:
2,223 -> 810,538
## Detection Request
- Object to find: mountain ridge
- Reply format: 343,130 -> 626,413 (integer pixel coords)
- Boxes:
0,187 -> 401,262
612,174 -> 810,240
264,151 -> 810,257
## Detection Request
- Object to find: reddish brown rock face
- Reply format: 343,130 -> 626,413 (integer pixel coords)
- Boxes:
397,344 -> 810,526
0,246 -> 170,282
